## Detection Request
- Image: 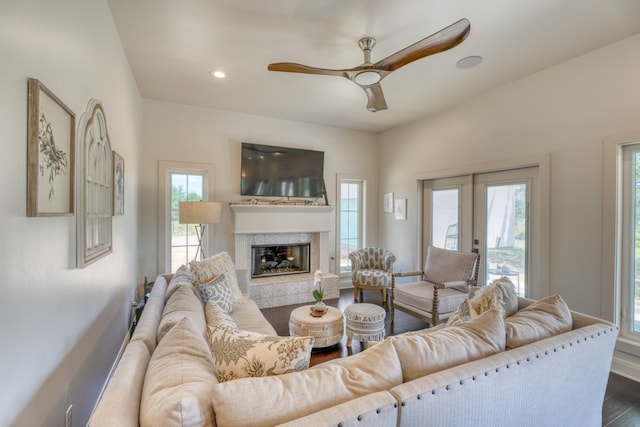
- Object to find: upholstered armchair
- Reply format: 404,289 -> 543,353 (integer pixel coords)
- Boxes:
349,247 -> 396,304
391,245 -> 479,326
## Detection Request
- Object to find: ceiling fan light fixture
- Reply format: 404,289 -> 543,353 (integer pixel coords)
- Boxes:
354,70 -> 381,86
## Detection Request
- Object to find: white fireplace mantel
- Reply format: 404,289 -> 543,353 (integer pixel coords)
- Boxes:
230,204 -> 333,234
230,204 -> 334,274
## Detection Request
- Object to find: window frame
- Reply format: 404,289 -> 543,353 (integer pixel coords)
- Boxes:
158,161 -> 215,273
336,175 -> 365,278
603,131 -> 640,365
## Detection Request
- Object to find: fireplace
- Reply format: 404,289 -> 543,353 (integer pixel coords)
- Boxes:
251,243 -> 310,278
230,204 -> 338,308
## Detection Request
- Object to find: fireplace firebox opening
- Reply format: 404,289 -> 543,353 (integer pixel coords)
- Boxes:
251,243 -> 310,278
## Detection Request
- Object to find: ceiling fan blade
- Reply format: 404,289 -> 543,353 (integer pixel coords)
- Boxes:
375,18 -> 470,72
361,82 -> 388,112
268,62 -> 349,78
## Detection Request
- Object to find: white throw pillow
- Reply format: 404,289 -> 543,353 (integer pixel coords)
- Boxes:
206,326 -> 314,382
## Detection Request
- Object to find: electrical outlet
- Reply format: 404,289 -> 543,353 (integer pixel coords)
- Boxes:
65,405 -> 72,427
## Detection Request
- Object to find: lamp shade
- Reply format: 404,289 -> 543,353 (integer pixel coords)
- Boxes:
179,201 -> 221,224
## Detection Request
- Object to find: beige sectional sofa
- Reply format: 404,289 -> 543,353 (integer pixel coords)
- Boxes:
89,267 -> 618,427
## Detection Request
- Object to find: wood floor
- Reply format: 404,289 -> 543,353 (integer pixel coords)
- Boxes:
260,288 -> 640,427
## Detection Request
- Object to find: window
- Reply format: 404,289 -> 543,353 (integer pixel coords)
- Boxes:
622,144 -> 640,337
338,177 -> 364,276
170,173 -> 205,272
431,188 -> 460,250
158,161 -> 215,273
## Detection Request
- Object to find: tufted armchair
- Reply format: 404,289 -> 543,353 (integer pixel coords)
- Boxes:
349,247 -> 396,304
391,245 -> 479,327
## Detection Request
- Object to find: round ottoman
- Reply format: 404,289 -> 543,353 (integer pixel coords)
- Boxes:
344,303 -> 386,347
289,305 -> 344,348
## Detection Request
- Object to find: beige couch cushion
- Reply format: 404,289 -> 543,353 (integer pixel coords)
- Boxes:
210,338 -> 403,426
232,298 -> 278,336
165,264 -> 197,300
140,317 -> 218,427
389,309 -> 506,382
157,284 -> 206,342
190,252 -> 245,306
90,340 -> 150,427
206,326 -> 314,382
205,300 -> 238,330
130,277 -> 168,353
505,294 -> 572,349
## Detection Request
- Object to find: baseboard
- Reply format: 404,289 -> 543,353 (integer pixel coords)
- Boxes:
86,330 -> 131,424
611,354 -> 640,383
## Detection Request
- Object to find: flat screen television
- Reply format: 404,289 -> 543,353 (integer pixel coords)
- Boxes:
241,142 -> 325,199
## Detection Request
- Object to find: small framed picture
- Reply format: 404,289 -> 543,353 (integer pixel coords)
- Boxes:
394,198 -> 407,220
27,78 -> 75,216
383,192 -> 394,213
113,151 -> 124,215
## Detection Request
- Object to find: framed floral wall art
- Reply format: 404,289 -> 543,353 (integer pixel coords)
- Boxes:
113,151 -> 124,215
26,78 -> 75,216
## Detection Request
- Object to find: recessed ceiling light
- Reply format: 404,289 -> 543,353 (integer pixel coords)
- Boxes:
211,69 -> 226,79
456,56 -> 483,69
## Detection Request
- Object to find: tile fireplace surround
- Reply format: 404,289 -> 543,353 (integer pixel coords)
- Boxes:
230,204 -> 339,308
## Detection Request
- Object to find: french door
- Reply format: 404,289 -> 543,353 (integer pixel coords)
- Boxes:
424,167 -> 539,297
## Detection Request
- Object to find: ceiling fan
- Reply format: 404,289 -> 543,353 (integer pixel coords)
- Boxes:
268,18 -> 471,112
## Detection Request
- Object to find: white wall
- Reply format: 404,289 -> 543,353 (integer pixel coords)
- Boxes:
379,34 -> 640,377
0,0 -> 142,425
139,100 -> 378,279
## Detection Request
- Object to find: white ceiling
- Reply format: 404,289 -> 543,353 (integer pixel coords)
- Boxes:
107,0 -> 640,133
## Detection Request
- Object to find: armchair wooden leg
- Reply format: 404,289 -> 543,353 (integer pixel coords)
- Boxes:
353,286 -> 359,302
381,288 -> 387,305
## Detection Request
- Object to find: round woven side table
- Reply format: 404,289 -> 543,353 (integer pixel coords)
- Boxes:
289,305 -> 344,348
344,303 -> 386,347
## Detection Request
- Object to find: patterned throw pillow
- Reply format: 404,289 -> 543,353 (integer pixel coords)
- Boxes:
190,252 -> 245,306
206,326 -> 314,382
197,274 -> 234,313
205,300 -> 238,330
